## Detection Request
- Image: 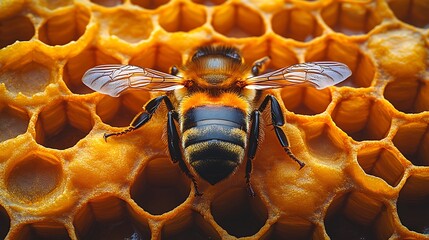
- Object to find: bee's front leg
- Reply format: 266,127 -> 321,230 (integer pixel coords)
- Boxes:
103,95 -> 174,141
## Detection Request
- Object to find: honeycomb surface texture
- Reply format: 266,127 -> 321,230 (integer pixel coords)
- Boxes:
0,0 -> 428,239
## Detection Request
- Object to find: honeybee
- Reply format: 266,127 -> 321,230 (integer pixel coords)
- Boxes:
82,46 -> 351,196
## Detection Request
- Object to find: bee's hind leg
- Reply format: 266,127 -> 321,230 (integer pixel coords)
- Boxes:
245,110 -> 261,197
104,95 -> 174,142
167,111 -> 202,196
258,95 -> 305,169
103,111 -> 150,141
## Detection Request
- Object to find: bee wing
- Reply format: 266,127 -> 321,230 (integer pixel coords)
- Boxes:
245,61 -> 352,90
82,64 -> 185,97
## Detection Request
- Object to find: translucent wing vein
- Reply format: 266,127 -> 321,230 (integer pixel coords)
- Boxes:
82,64 -> 184,97
246,61 -> 352,90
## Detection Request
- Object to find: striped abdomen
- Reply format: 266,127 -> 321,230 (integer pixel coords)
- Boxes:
182,106 -> 248,185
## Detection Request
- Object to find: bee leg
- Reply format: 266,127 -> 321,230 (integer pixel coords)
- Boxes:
246,110 -> 261,197
104,95 -> 174,141
103,111 -> 150,141
258,95 -> 305,169
251,56 -> 270,76
167,111 -> 202,196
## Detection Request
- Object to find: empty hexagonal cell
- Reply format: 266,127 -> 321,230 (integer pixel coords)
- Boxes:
281,87 -> 331,115
91,0 -> 123,7
161,210 -> 220,239
159,2 -> 206,32
0,104 -> 29,142
357,145 -> 405,187
107,10 -> 153,43
38,0 -> 73,9
305,39 -> 375,88
321,1 -> 383,35
392,122 -> 429,166
96,91 -> 150,127
388,0 -> 429,29
130,157 -> 191,215
302,122 -> 346,160
397,173 -> 429,234
74,196 -> 150,239
332,97 -> 392,141
38,0 -> 73,10
129,44 -> 182,73
325,192 -> 393,239
270,217 -> 315,240
272,8 -> 323,42
14,222 -> 71,240
212,4 -> 265,38
131,0 -> 170,9
0,15 -> 35,48
6,153 -> 63,203
0,59 -> 52,96
39,6 -> 90,46
0,205 -> 10,239
211,188 -> 268,238
266,42 -> 299,70
63,47 -> 121,94
191,0 -> 226,6
35,100 -> 94,150
384,78 -> 429,114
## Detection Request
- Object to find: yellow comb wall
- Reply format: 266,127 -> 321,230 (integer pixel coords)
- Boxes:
0,0 -> 428,239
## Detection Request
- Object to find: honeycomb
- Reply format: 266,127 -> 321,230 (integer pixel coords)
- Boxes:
0,0 -> 428,239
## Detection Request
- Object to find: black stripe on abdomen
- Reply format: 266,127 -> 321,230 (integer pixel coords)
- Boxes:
183,106 -> 247,132
182,106 -> 247,149
182,106 -> 248,184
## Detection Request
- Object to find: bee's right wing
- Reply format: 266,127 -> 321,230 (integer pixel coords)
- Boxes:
82,64 -> 185,97
245,61 -> 352,90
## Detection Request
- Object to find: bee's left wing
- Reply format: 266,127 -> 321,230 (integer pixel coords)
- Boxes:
245,62 -> 352,90
82,64 -> 185,97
